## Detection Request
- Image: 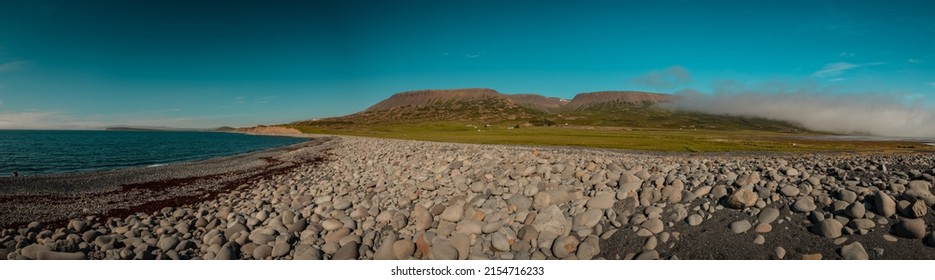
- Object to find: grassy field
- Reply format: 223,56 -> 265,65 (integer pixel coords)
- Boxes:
288,122 -> 935,153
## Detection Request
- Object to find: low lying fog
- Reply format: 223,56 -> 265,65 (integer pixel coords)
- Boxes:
663,88 -> 935,138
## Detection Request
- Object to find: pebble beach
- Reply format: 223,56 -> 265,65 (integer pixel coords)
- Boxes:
1,135 -> 934,260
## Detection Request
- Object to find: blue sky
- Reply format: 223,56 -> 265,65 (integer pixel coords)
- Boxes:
0,0 -> 933,129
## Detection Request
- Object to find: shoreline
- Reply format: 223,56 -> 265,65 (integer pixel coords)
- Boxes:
1,135 -> 934,260
0,136 -> 335,228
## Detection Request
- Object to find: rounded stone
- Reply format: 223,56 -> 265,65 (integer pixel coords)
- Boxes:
412,206 -> 434,231
321,219 -> 343,231
157,236 -> 180,252
393,239 -> 415,260
792,197 -> 817,213
893,218 -> 926,239
686,214 -> 703,226
253,244 -> 273,259
780,186 -> 800,197
333,241 -> 360,260
729,220 -> 752,234
755,223 -> 772,233
573,209 -> 603,229
586,193 -> 615,209
551,235 -> 579,259
845,202 -> 866,219
840,242 -> 868,260
272,242 -> 292,258
440,202 -> 465,222
757,208 -> 780,224
727,189 -> 758,209
874,191 -> 896,218
753,235 -> 765,245
641,218 -> 664,234
812,219 -> 843,238
491,232 -> 511,252
428,240 -> 458,260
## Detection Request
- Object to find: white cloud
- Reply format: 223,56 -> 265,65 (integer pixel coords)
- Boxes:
0,60 -> 29,72
839,52 -> 855,57
909,58 -> 923,63
0,99 -> 4,105
829,78 -> 847,82
629,66 -> 693,89
465,52 -> 484,58
665,85 -> 935,137
812,62 -> 858,77
811,62 -> 885,78
930,82 -> 935,88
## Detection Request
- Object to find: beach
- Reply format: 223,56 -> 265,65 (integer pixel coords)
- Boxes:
1,135 -> 934,260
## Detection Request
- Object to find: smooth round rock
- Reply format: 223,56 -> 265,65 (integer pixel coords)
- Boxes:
272,242 -> 292,258
157,236 -> 180,252
36,251 -> 85,260
753,235 -> 765,245
440,202 -> 465,222
393,239 -> 415,260
792,197 -> 817,213
848,219 -> 875,230
686,214 -> 703,226
333,241 -> 360,260
757,208 -> 780,224
893,218 -> 926,239
412,206 -> 434,231
780,186 -> 800,197
755,223 -> 772,233
845,202 -> 866,219
428,240 -> 458,260
491,233 -> 511,252
730,220 -> 752,234
840,242 -> 868,260
574,209 -> 603,229
586,193 -> 615,209
641,218 -> 664,234
294,244 -> 322,260
321,219 -> 343,231
551,235 -> 579,259
812,219 -> 843,238
874,191 -> 896,218
253,244 -> 273,259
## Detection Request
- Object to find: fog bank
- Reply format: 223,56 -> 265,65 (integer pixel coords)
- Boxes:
664,89 -> 935,138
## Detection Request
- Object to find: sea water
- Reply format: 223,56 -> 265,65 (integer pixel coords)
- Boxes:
0,130 -> 306,176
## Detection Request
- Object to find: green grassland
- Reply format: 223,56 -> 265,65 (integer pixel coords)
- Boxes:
289,122 -> 933,153
288,100 -> 935,153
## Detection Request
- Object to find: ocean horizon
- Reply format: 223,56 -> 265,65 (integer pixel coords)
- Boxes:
0,130 -> 306,176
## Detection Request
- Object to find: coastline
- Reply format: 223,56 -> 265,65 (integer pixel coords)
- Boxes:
0,136 -> 335,228
1,135 -> 934,260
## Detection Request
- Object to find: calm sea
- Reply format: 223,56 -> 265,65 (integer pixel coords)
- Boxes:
0,130 -> 306,176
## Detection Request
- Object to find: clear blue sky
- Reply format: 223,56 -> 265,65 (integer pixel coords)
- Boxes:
1,0 -> 933,128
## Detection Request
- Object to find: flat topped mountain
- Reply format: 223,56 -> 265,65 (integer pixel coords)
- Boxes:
366,88 -> 505,111
564,91 -> 674,110
292,88 -> 803,133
